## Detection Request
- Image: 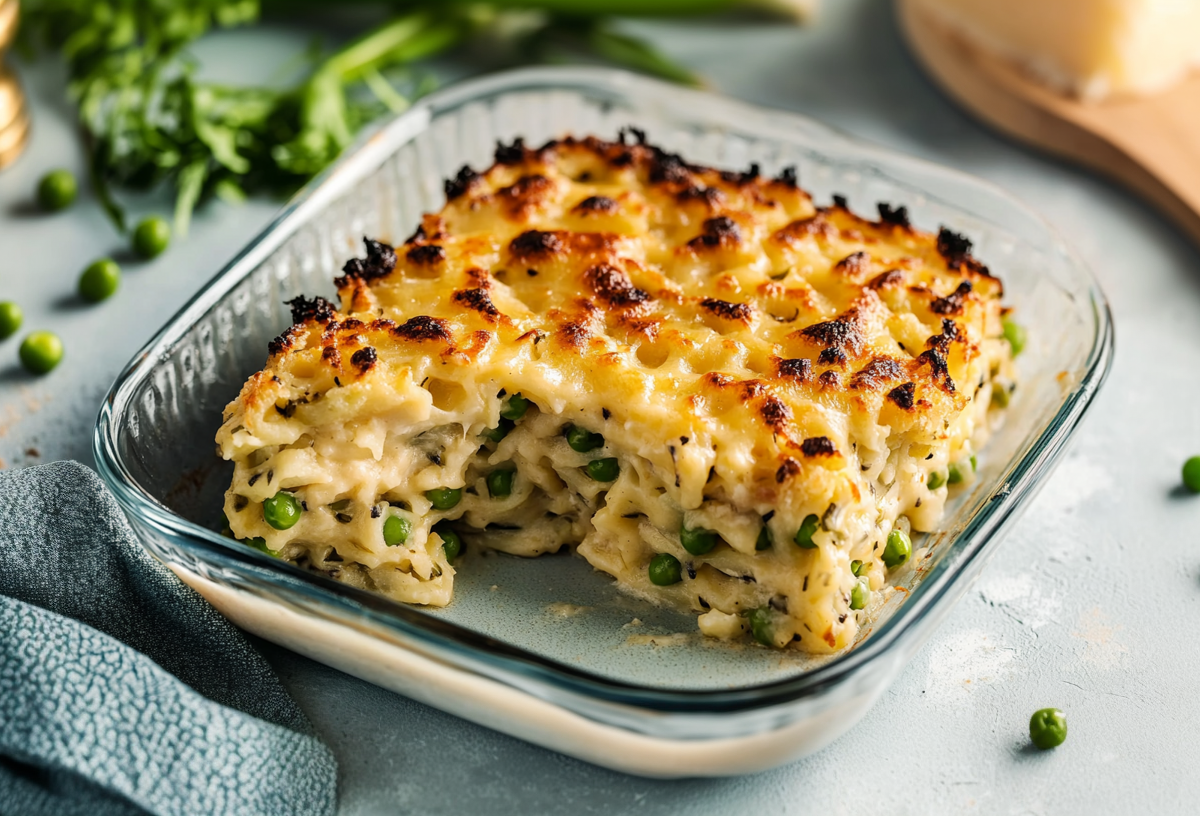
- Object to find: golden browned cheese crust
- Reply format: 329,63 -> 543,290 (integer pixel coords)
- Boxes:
217,133 -> 1014,652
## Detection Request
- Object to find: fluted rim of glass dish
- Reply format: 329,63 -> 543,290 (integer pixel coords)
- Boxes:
93,66 -> 1115,717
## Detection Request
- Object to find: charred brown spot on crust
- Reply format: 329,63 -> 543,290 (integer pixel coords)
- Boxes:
868,269 -> 905,290
557,321 -> 591,350
850,356 -> 904,390
337,238 -> 396,286
444,165 -> 481,200
759,396 -> 790,431
647,148 -> 693,185
801,436 -> 836,457
500,174 -> 555,214
774,214 -> 835,244
574,195 -> 619,215
739,380 -> 767,400
775,166 -> 799,187
268,325 -> 301,357
937,227 -> 973,265
930,281 -> 973,315
877,203 -> 911,228
834,251 -> 869,276
465,267 -> 491,289
703,372 -> 736,389
368,319 -> 397,333
676,186 -> 725,208
818,370 -> 841,388
286,295 -> 336,324
832,194 -> 849,209
700,298 -> 753,322
689,216 -> 741,250
407,244 -> 446,265
776,458 -> 801,483
393,316 -> 451,343
453,288 -> 501,321
510,230 -> 563,259
801,311 -> 865,358
350,346 -> 377,372
618,126 -> 648,145
494,137 -> 527,165
925,318 -> 960,353
719,163 -> 760,185
776,358 -> 813,382
321,346 -> 340,364
584,264 -> 651,308
887,381 -> 916,409
916,349 -> 955,392
818,347 -> 847,367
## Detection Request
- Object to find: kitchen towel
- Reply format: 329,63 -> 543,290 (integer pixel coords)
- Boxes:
0,461 -> 337,816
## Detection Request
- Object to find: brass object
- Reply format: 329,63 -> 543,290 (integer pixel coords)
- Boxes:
0,0 -> 28,170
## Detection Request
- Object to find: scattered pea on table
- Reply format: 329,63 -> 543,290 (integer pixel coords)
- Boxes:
19,331 -> 64,375
79,258 -> 121,303
37,168 -> 77,212
0,301 -> 23,339
132,215 -> 171,258
1183,456 -> 1200,493
1029,707 -> 1067,750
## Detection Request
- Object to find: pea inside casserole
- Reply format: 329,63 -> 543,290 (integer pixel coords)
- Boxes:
216,132 -> 1016,652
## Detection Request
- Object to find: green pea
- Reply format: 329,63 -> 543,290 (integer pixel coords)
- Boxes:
850,578 -> 869,610
566,425 -> 604,453
850,559 -> 865,577
500,392 -> 530,421
79,258 -> 121,303
680,525 -> 717,556
37,168 -> 77,212
243,536 -> 281,558
1029,707 -> 1067,750
927,470 -> 946,490
748,606 -> 774,647
794,514 -> 820,549
586,457 -> 620,482
487,467 -> 516,498
481,418 -> 514,443
262,491 -> 302,530
1002,318 -> 1027,357
19,331 -> 63,375
648,552 -> 682,586
947,463 -> 964,485
383,515 -> 412,546
0,301 -> 23,340
755,526 -> 772,551
434,523 -> 462,562
991,384 -> 1011,408
132,215 -> 171,258
1182,456 -> 1200,493
882,529 -> 912,568
426,487 -> 462,510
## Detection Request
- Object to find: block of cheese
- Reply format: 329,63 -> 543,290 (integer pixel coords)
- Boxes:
913,0 -> 1200,100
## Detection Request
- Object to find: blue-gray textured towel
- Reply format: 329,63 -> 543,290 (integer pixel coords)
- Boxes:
0,461 -> 337,816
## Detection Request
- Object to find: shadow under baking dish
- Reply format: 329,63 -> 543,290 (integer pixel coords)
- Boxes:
93,66 -> 1112,772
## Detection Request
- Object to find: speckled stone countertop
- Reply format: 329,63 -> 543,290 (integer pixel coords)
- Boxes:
3,1 -> 1199,813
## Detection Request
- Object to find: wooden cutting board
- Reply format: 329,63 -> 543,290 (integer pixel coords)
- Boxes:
897,0 -> 1200,246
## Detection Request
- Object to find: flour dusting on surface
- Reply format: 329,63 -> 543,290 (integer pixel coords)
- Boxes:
1072,606 -> 1128,669
977,571 -> 1062,630
924,629 -> 1016,698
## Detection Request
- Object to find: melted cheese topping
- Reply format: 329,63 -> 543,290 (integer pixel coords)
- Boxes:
216,134 -> 1014,653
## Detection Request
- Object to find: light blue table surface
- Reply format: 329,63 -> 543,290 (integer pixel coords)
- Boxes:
3,1 -> 1200,813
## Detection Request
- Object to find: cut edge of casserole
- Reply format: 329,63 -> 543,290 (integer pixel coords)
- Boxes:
215,131 -> 1016,653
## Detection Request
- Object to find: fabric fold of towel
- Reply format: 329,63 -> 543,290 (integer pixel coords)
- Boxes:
0,461 -> 337,816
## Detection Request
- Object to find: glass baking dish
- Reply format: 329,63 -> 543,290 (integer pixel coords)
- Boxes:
93,67 -> 1113,777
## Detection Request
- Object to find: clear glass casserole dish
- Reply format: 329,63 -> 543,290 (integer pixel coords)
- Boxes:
93,67 -> 1113,777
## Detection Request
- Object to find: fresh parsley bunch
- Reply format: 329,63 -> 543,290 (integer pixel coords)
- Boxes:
20,0 -> 812,238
